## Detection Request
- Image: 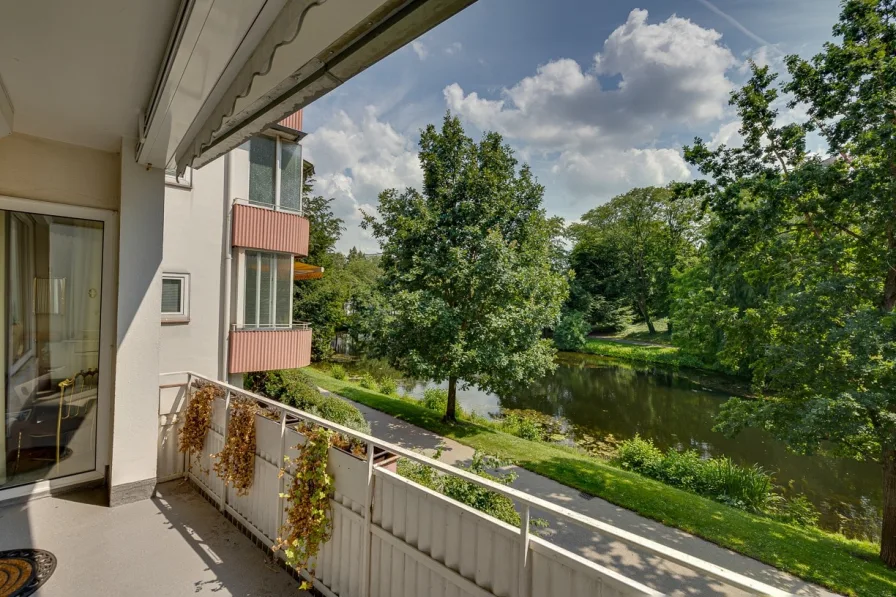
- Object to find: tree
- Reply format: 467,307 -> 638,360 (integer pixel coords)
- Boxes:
362,114 -> 568,422
677,0 -> 896,566
301,169 -> 344,267
569,187 -> 700,334
293,251 -> 381,360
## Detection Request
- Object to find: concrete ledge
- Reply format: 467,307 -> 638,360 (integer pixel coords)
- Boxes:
109,477 -> 156,507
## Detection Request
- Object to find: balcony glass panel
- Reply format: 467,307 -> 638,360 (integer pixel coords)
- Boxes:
279,141 -> 302,213
248,136 -> 276,208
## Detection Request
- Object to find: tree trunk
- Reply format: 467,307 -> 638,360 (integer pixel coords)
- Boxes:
444,376 -> 458,423
638,299 -> 656,335
881,448 -> 896,567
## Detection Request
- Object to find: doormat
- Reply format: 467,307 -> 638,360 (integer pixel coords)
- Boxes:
0,549 -> 56,597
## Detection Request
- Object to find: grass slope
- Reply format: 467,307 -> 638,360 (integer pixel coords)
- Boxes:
303,367 -> 895,597
580,338 -> 731,373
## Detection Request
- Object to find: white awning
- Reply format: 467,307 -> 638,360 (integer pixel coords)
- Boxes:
137,0 -> 476,173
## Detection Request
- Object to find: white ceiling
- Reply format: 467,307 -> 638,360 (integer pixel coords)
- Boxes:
0,0 -> 180,152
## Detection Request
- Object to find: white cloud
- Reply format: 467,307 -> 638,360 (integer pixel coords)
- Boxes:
444,9 -> 737,202
303,108 -> 422,252
444,42 -> 463,55
411,40 -> 428,61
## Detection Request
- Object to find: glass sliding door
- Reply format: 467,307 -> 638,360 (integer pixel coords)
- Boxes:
1,210 -> 104,490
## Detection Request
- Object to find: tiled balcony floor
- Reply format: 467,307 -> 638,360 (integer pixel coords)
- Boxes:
0,481 -> 306,596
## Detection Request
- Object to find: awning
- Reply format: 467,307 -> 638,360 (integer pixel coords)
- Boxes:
294,261 -> 324,280
137,0 -> 476,172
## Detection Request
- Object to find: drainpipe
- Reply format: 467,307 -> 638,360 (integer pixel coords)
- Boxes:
220,152 -> 233,381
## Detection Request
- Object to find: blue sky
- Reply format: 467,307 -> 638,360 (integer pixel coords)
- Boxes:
303,0 -> 842,252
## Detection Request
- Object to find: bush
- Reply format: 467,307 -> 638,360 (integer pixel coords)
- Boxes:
246,369 -> 371,435
378,376 -> 398,396
615,435 -> 664,477
614,435 -> 777,514
554,310 -> 590,351
421,388 -> 448,412
501,411 -> 542,441
329,364 -> 347,380
774,495 -> 821,528
359,372 -> 378,391
398,448 -> 547,532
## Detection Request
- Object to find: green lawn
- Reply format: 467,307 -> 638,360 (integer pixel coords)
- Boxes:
580,338 -> 732,373
606,317 -> 673,344
303,367 -> 895,597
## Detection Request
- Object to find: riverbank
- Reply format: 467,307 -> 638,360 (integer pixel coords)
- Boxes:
303,367 -> 896,597
578,337 -> 732,374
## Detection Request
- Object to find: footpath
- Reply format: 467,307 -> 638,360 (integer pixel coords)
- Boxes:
319,388 -> 835,597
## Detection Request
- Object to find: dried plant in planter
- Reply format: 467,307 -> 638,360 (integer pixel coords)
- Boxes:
178,384 -> 219,473
276,425 -> 333,588
213,397 -> 258,496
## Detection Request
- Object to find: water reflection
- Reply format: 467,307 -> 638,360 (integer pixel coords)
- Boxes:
406,353 -> 881,537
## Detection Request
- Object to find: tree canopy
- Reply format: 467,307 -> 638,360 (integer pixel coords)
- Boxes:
674,0 -> 896,566
362,113 -> 568,421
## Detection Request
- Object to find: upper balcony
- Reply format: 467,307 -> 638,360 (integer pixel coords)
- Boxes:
228,323 -> 311,374
231,202 -> 309,257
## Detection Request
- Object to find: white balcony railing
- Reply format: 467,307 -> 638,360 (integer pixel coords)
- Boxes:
158,371 -> 790,597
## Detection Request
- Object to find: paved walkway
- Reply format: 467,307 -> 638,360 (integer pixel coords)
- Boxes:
320,388 -> 836,597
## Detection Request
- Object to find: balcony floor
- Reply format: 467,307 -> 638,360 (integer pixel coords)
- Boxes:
0,482 -> 306,596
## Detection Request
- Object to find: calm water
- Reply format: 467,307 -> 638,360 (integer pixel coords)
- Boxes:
405,353 -> 881,537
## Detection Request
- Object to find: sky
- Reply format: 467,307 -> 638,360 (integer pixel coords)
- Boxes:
302,0 -> 842,253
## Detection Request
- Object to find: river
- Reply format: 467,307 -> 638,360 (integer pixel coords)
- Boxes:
402,352 -> 881,538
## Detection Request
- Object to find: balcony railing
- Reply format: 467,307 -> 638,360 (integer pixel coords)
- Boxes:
158,371 -> 789,597
228,323 -> 311,373
231,202 -> 309,256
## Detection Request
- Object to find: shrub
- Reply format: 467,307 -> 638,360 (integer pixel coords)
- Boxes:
378,376 -> 398,396
614,436 -> 777,514
246,369 -> 371,435
421,388 -> 448,412
398,448 -> 547,532
329,364 -> 347,380
554,310 -> 590,351
359,372 -> 378,391
774,495 -> 821,528
615,435 -> 664,477
501,411 -> 542,441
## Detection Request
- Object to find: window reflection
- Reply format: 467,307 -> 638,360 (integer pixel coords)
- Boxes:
1,211 -> 103,489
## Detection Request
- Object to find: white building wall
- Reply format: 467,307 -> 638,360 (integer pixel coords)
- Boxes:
109,139 -> 164,506
158,157 -> 228,379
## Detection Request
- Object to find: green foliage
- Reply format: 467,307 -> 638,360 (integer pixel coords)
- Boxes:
303,366 -> 896,596
553,310 -> 590,351
246,369 -> 370,435
377,376 -> 398,396
329,364 -> 347,380
674,1 -> 896,563
580,338 -> 717,372
773,495 -> 821,529
293,250 -> 382,361
421,388 -> 448,413
361,113 -> 568,420
499,409 -> 563,443
568,186 -> 702,335
276,425 -> 333,588
301,171 -> 345,267
398,448 -> 547,531
615,436 -> 776,513
358,372 -> 378,391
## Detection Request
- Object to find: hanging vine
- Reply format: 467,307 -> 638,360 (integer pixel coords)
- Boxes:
275,425 -> 334,587
213,397 -> 258,496
178,383 -> 220,473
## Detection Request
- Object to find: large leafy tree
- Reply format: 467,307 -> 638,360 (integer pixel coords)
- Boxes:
362,114 -> 568,422
678,0 -> 896,565
568,187 -> 700,334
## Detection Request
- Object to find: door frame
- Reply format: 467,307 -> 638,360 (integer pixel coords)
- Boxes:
0,194 -> 118,503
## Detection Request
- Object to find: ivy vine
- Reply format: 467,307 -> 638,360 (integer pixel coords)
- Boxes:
178,383 -> 220,473
276,424 -> 334,587
213,397 -> 257,496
